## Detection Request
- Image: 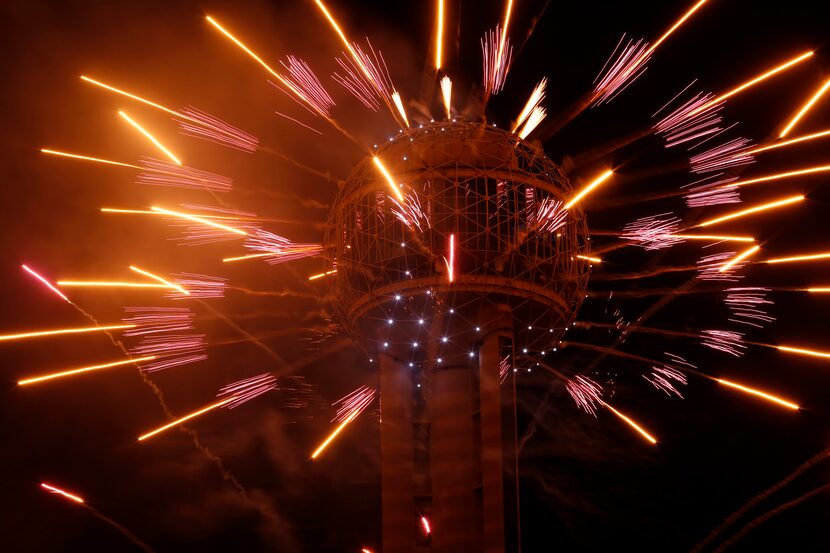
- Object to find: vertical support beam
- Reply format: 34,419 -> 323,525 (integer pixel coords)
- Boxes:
479,304 -> 513,553
379,350 -> 416,553
431,363 -> 478,552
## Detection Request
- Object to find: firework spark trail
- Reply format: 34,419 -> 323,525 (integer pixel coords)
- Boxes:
335,39 -> 402,124
128,266 -> 189,296
311,386 -> 376,459
175,106 -> 259,152
138,397 -> 235,441
392,91 -> 410,127
389,191 -> 431,232
420,515 -> 432,535
592,36 -> 651,105
40,148 -> 141,169
129,334 -> 206,373
575,255 -> 601,263
653,90 -> 725,148
531,198 -> 567,233
512,78 -> 547,132
0,324 -> 135,343
746,128 -> 830,155
279,55 -> 336,117
724,287 -> 775,328
690,51 -> 815,117
564,169 -> 614,209
234,229 -> 324,265
274,110 -> 323,134
81,76 -> 255,151
684,174 -> 741,208
308,270 -> 338,281
150,205 -> 248,236
122,307 -> 195,336
118,111 -> 181,165
517,106 -> 547,139
644,354 -> 689,398
17,357 -> 157,386
21,264 -> 71,303
602,402 -> 658,444
690,138 -> 755,174
701,329 -> 747,357
691,447 -> 830,553
136,157 -> 233,192
217,373 -> 279,409
764,250 -> 830,265
434,0 -> 445,69
440,75 -> 452,119
779,77 -> 830,137
776,344 -> 830,360
720,164 -> 830,191
620,213 -> 684,250
565,375 -> 604,416
164,273 -> 227,300
373,156 -> 406,202
715,379 -> 799,410
481,25 -> 513,96
717,245 -> 760,274
696,195 -> 805,228
499,354 -> 511,384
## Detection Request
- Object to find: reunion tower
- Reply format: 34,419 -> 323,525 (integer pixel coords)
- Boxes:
326,121 -> 590,552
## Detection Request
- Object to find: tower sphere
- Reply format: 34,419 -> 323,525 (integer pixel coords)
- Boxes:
325,121 -> 590,354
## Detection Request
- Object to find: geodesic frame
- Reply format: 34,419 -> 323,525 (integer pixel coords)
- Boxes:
325,121 -> 591,355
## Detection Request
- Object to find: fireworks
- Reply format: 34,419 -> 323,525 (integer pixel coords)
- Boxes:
0,324 -> 134,343
564,169 -> 614,209
765,251 -> 830,265
149,206 -> 248,236
217,373 -> 278,409
136,158 -> 233,193
566,375 -> 603,416
727,164 -> 830,189
481,26 -> 512,95
701,329 -> 747,358
746,128 -> 830,155
308,270 -> 338,281
18,356 -> 155,386
440,75 -> 452,119
41,482 -> 84,504
445,233 -> 456,283
602,402 -> 658,444
777,345 -> 830,361
644,361 -> 688,398
175,106 -> 259,153
138,397 -> 235,442
715,379 -> 799,410
696,195 -> 804,228
118,111 -> 181,165
724,287 -> 775,328
717,245 -> 760,273
434,0 -> 445,69
311,386 -> 375,459
512,78 -> 547,133
40,148 -> 140,169
420,515 -> 432,535
21,264 -> 70,303
372,156 -> 406,202
620,213 -> 683,251
780,77 -> 830,137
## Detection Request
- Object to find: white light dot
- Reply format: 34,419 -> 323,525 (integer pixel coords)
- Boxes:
413,342 -> 418,347
409,362 -> 414,367
475,326 -> 481,332
383,342 -> 389,347
418,319 -> 424,325
441,336 -> 448,343
469,352 -> 474,357
523,348 -> 528,353
417,383 -> 421,387
449,309 -> 455,314
437,357 -> 443,363
401,243 -> 405,247
528,326 -> 532,330
388,319 -> 393,325
395,295 -> 402,300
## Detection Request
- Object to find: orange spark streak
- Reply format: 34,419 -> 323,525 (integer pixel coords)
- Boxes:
150,206 -> 247,235
576,255 -> 602,263
716,378 -> 799,410
693,51 -> 814,115
118,111 -> 182,165
222,247 -> 321,263
440,75 -> 452,119
129,266 -> 189,296
564,169 -> 614,209
765,251 -> 830,265
727,164 -> 830,189
671,234 -> 755,242
745,129 -> 830,155
391,91 -> 410,127
807,287 -> 830,293
697,195 -> 804,228
40,148 -> 140,169
137,397 -> 235,442
41,482 -> 84,504
308,269 -> 338,281
718,245 -> 760,273
512,78 -> 546,132
205,16 -> 322,116
435,0 -> 445,69
777,345 -> 830,360
57,281 -> 171,290
18,356 -> 156,386
102,207 -> 242,221
496,0 -> 514,66
646,0 -> 710,56
372,156 -> 406,202
22,264 -> 70,303
602,402 -> 657,444
0,324 -> 134,343
310,411 -> 359,459
780,77 -> 830,137
80,75 -> 189,119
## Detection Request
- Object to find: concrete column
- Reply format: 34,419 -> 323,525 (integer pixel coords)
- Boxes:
431,363 -> 478,553
379,351 -> 416,553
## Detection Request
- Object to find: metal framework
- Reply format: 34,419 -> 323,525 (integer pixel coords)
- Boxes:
325,121 -> 591,355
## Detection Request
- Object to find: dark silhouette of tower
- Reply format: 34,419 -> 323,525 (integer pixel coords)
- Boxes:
326,122 -> 589,552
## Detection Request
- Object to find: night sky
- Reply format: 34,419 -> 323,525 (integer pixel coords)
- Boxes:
1,1 -> 829,551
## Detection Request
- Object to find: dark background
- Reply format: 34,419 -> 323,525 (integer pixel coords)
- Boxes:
1,1 -> 828,551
